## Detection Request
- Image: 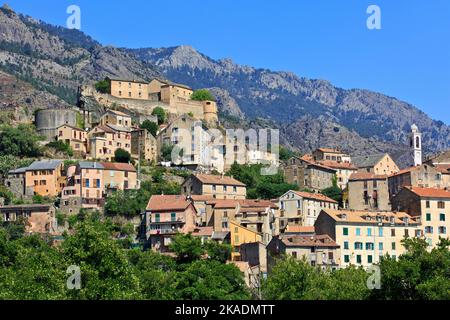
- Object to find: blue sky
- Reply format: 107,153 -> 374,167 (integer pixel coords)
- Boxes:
3,0 -> 450,124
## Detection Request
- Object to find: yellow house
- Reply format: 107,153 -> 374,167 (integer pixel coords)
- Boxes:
391,186 -> 450,248
56,124 -> 87,154
230,220 -> 262,261
353,153 -> 399,176
108,78 -> 149,100
315,209 -> 421,268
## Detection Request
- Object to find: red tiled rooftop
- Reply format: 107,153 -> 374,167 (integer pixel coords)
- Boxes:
280,234 -> 339,248
100,162 -> 136,172
193,174 -> 246,187
285,225 -> 315,234
318,160 -> 357,170
405,186 -> 450,198
292,191 -> 338,203
146,195 -> 191,211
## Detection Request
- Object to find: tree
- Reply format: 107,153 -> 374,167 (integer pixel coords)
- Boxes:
279,146 -> 296,161
94,79 -> 110,94
169,233 -> 204,264
46,140 -> 73,157
61,219 -> 140,299
114,148 -> 131,163
371,237 -> 450,300
190,89 -> 216,102
160,144 -> 174,162
151,107 -> 166,125
322,175 -> 343,204
0,124 -> 42,157
174,260 -> 250,300
205,241 -> 232,263
0,156 -> 33,179
104,189 -> 143,217
140,120 -> 158,137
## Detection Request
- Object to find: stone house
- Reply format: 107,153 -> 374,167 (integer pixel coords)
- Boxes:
131,128 -> 157,164
182,174 -> 247,200
283,156 -> 337,192
348,172 -> 391,211
0,204 -> 57,234
278,190 -> 338,229
100,109 -> 132,127
56,124 -> 87,155
267,234 -> 341,270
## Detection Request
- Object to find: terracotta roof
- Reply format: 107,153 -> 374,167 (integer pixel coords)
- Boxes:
300,154 -> 313,162
318,160 -> 357,170
206,199 -> 239,209
285,225 -> 315,234
93,125 -> 116,134
405,186 -> 450,199
389,166 -> 419,177
238,199 -> 277,208
434,164 -> 450,174
100,162 -> 136,172
191,226 -> 213,237
57,124 -> 84,131
306,161 -> 336,172
316,148 -> 343,154
349,172 -> 388,181
292,190 -> 338,203
319,209 -> 420,225
193,174 -> 246,187
146,195 -> 192,211
280,234 -> 339,248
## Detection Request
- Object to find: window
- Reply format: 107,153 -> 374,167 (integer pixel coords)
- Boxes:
437,201 -> 445,209
344,255 -> 350,263
391,242 -> 396,250
404,229 -> 409,237
438,226 -> 447,234
378,227 -> 383,237
212,185 -> 217,192
440,213 -> 446,221
356,255 -> 362,264
171,213 -> 176,222
292,252 -> 297,259
344,241 -> 349,250
297,200 -> 301,208
343,227 -> 348,236
426,213 -> 431,221
356,228 -> 361,236
233,186 -> 237,193
366,242 -> 374,250
354,242 -> 363,250
379,242 -> 383,251
155,214 -> 160,223
426,200 -> 430,208
391,229 -> 396,237
367,228 -> 372,236
425,226 -> 433,234
367,255 -> 373,264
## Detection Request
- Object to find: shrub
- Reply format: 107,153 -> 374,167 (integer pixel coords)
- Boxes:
190,89 -> 216,102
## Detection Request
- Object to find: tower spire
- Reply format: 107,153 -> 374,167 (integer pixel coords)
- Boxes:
410,124 -> 422,166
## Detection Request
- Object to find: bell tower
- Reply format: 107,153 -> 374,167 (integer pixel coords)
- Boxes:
410,124 -> 422,166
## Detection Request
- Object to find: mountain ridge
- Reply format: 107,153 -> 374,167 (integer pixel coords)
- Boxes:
0,5 -> 448,167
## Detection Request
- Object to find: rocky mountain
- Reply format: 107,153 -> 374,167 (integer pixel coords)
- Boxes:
0,4 -> 448,167
0,4 -> 161,109
129,45 -> 450,164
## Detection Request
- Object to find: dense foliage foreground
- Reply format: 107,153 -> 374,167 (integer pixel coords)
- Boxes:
0,214 -> 449,300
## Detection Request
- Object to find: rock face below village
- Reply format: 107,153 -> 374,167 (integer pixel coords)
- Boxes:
1,4 -> 449,167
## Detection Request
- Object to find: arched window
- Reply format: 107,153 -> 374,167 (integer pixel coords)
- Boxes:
416,136 -> 420,148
